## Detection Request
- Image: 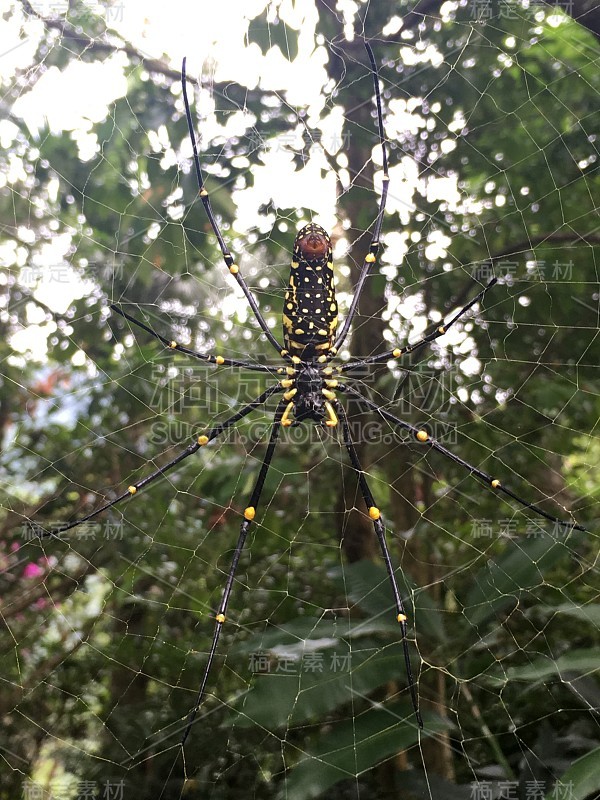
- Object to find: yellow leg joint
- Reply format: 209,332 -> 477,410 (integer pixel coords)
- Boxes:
216,613 -> 226,624
128,486 -> 137,495
393,348 -> 402,358
280,379 -> 294,389
322,388 -> 337,402
416,430 -> 429,442
324,401 -> 338,427
200,188 -> 208,197
283,388 -> 298,401
170,341 -> 178,349
317,355 -> 327,363
491,479 -> 501,489
365,253 -> 376,263
229,264 -> 239,274
197,435 -> 209,446
369,506 -> 380,520
244,506 -> 256,521
397,613 -> 407,623
215,355 -> 225,365
281,401 -> 295,427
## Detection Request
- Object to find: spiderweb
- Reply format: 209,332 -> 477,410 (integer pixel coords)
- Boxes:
1,1 -> 598,798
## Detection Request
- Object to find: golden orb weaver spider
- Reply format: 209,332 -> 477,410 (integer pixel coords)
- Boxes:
45,41 -> 585,750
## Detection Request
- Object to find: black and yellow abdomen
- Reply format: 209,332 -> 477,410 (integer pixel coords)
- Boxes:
282,223 -> 339,358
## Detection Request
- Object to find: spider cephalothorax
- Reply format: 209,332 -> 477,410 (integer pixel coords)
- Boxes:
279,361 -> 339,427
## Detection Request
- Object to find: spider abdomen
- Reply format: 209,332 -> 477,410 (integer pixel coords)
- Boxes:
282,223 -> 338,358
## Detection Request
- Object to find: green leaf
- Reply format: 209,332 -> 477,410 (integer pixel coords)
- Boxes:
247,16 -> 299,61
506,648 -> 600,683
277,703 -> 447,800
546,602 -> 600,628
231,615 -> 399,655
334,560 -> 447,643
544,746 -> 600,800
233,642 -> 415,729
462,533 -> 584,626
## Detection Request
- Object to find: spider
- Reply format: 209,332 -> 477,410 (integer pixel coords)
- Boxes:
46,42 -> 584,748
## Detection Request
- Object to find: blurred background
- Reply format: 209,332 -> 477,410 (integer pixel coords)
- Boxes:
0,0 -> 598,797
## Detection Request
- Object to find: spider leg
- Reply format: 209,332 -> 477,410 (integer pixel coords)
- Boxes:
339,384 -> 586,532
181,59 -> 287,359
340,277 -> 497,373
336,401 -> 423,728
111,304 -> 275,373
180,398 -> 287,747
333,42 -> 389,354
43,385 -> 283,538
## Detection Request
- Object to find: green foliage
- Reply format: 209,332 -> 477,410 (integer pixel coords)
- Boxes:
543,747 -> 600,800
248,16 -> 300,61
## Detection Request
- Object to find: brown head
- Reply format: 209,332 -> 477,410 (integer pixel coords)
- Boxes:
293,223 -> 332,264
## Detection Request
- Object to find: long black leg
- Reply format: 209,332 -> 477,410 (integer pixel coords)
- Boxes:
43,385 -> 283,538
339,384 -> 586,532
340,278 -> 498,373
333,41 -> 389,354
111,304 -> 275,373
180,398 -> 287,747
336,401 -> 423,728
181,59 -> 287,360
